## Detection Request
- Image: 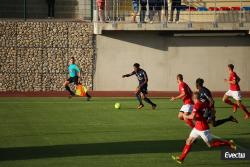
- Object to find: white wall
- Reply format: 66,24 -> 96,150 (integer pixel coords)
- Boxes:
94,31 -> 250,91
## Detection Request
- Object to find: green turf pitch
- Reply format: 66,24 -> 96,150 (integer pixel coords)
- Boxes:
0,97 -> 249,167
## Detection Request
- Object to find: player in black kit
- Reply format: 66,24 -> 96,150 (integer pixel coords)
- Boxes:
122,63 -> 157,110
196,78 -> 238,127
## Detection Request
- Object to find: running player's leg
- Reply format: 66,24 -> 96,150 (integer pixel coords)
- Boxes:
63,78 -> 75,96
210,108 -> 238,127
140,84 -> 156,108
210,139 -> 236,150
135,88 -> 144,109
199,130 -> 236,150
210,139 -> 236,151
179,136 -> 196,161
230,91 -> 250,118
141,93 -> 157,109
172,129 -> 198,163
227,91 -> 250,119
212,116 -> 238,127
178,111 -> 194,128
179,105 -> 194,128
236,100 -> 250,119
223,90 -> 238,112
140,85 -> 156,109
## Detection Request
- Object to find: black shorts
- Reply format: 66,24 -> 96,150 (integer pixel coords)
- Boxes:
67,76 -> 79,85
139,84 -> 148,94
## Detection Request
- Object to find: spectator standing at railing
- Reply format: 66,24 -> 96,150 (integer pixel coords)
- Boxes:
131,0 -> 147,23
132,0 -> 139,22
148,0 -> 156,23
97,0 -> 105,22
149,0 -> 168,23
47,0 -> 55,18
140,0 -> 147,23
169,0 -> 182,23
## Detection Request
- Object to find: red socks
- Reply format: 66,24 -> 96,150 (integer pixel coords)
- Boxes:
179,140 -> 230,161
184,119 -> 195,129
211,139 -> 230,148
239,104 -> 250,115
180,144 -> 192,161
225,99 -> 250,115
225,99 -> 235,106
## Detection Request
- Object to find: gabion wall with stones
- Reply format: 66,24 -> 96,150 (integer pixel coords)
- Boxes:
0,21 -> 95,91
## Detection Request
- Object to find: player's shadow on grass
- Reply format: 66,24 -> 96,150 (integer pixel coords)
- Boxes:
232,132 -> 250,136
0,140 -> 210,161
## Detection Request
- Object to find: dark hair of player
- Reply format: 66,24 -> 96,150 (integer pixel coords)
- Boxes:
196,78 -> 204,87
228,64 -> 234,70
71,57 -> 75,64
133,63 -> 140,68
177,74 -> 183,81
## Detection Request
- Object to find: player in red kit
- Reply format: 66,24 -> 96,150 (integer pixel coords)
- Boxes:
223,64 -> 250,119
170,74 -> 194,128
172,92 -> 236,164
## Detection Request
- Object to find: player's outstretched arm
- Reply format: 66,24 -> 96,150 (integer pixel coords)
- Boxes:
122,71 -> 135,78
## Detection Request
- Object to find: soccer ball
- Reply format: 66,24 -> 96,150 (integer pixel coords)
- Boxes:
114,103 -> 121,109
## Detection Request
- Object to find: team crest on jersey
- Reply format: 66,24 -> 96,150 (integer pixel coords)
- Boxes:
137,72 -> 144,80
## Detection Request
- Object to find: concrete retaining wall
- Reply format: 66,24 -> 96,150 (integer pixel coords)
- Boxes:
94,31 -> 250,92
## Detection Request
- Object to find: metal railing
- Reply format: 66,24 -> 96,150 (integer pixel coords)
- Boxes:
94,0 -> 250,26
0,0 -> 250,26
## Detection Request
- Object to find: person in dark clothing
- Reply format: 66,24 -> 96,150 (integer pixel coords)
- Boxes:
149,0 -> 168,23
140,0 -> 147,23
122,63 -> 157,110
47,0 -> 55,18
170,0 -> 181,22
196,78 -> 238,127
148,0 -> 156,22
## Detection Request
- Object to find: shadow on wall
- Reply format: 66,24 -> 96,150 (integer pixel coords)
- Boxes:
0,0 -> 25,18
102,31 -> 250,51
0,0 -> 79,18
55,0 -> 79,18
